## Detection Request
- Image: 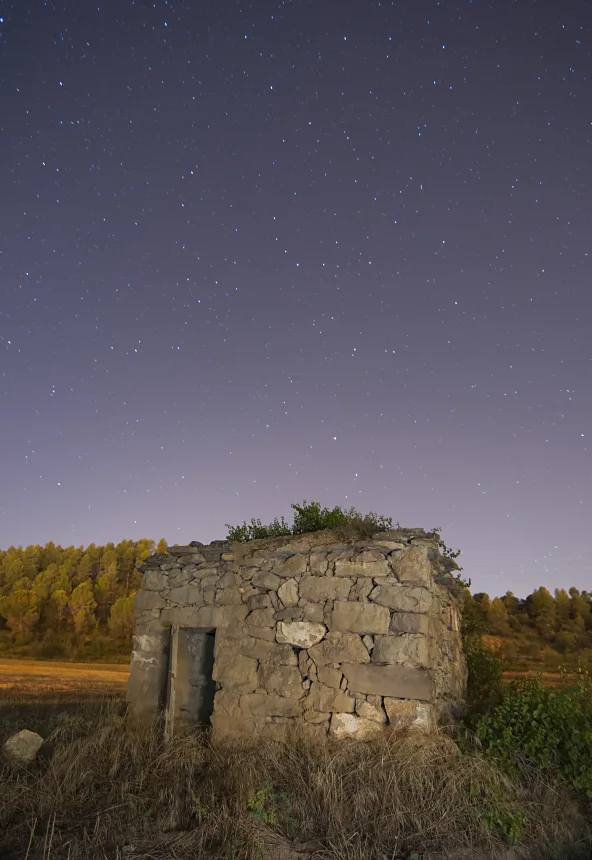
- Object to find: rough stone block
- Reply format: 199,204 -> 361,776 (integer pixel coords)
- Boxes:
245,607 -> 276,627
302,601 -> 325,622
391,544 -> 433,587
261,665 -> 304,698
383,698 -> 435,730
369,584 -> 432,613
276,621 -> 326,648
299,574 -> 353,602
247,593 -> 272,610
216,587 -> 244,606
329,601 -> 390,635
389,612 -> 429,635
240,692 -> 302,718
372,634 -> 430,667
330,712 -> 383,739
334,557 -> 390,578
316,665 -> 342,688
309,552 -> 329,574
308,632 -> 370,666
278,578 -> 299,607
349,579 -> 373,601
341,663 -> 433,701
160,606 -> 203,627
251,571 -> 281,590
355,699 -> 386,724
134,591 -> 165,612
143,569 -> 168,591
273,554 -> 308,577
304,681 -> 354,713
212,651 -> 258,693
197,605 -> 248,628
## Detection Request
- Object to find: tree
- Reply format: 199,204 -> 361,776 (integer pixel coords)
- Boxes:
487,597 -> 510,636
109,594 -> 136,640
51,589 -> 69,631
527,587 -> 556,640
0,589 -> 39,635
156,537 -> 168,554
68,581 -> 97,635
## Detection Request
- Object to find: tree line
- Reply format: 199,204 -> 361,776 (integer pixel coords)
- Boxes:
0,538 -> 168,660
465,586 -> 592,670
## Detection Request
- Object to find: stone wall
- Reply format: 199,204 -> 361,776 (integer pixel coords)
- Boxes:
127,528 -> 467,740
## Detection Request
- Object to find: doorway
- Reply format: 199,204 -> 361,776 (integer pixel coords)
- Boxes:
165,626 -> 216,740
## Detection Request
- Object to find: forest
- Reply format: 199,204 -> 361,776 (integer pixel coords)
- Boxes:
0,538 -> 167,660
1,537 -> 591,668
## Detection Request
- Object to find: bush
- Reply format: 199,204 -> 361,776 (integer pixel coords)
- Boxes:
474,672 -> 592,798
461,594 -> 504,714
226,500 -> 393,542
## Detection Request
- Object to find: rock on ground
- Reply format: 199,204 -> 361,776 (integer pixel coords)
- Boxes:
3,729 -> 44,764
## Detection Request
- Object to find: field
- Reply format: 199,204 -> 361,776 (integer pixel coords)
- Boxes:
0,658 -> 129,702
1,660 -> 591,860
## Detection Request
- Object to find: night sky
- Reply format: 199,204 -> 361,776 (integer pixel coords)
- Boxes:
1,1 -> 590,596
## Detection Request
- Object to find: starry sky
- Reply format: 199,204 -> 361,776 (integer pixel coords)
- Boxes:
1,0 -> 590,596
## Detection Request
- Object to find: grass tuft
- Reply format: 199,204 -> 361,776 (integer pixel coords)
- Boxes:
1,695 -> 591,860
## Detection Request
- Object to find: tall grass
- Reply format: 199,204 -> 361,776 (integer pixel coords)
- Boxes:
1,698 -> 590,860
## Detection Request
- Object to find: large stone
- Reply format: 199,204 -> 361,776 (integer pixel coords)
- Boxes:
212,651 -> 258,693
304,681 -> 355,713
308,632 -> 369,666
259,642 -> 298,671
134,591 -> 165,611
240,636 -> 276,660
216,587 -> 244,605
329,601 -> 390,635
316,665 -> 342,688
334,556 -> 390,578
392,544 -> 433,587
262,665 -> 304,698
389,612 -> 429,635
302,602 -> 325,622
273,554 -> 308,577
373,634 -> 430,667
330,713 -> 383,739
275,607 -> 303,621
143,569 -> 168,591
160,605 -> 248,629
251,571 -> 281,590
369,584 -> 432,613
247,593 -> 272,610
169,584 -> 205,606
278,578 -> 299,607
383,698 -> 435,730
3,730 -> 44,763
341,663 -> 433,701
349,579 -> 373,601
355,699 -> 386,724
240,692 -> 302,718
299,575 -> 353,602
309,552 -> 329,574
167,545 -> 198,556
276,621 -> 326,648
245,607 -> 276,627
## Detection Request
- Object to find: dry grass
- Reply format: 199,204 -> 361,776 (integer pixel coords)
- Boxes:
1,689 -> 591,860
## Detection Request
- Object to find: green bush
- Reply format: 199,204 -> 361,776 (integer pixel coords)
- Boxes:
474,672 -> 592,797
461,594 -> 504,713
226,500 -> 393,542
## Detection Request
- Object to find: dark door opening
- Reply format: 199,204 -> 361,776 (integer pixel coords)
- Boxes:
165,626 -> 216,740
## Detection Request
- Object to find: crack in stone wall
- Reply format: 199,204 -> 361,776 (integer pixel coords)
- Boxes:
127,528 -> 467,740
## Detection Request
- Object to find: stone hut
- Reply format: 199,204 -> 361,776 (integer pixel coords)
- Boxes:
127,527 -> 467,741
